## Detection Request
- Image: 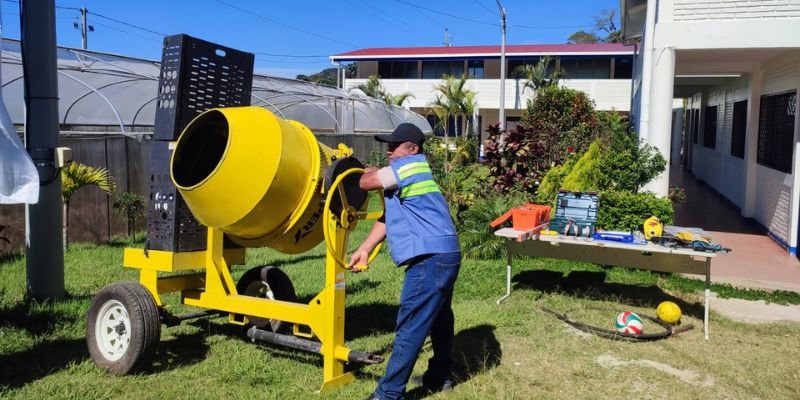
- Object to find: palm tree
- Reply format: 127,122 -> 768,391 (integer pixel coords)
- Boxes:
351,74 -> 386,99
61,162 -> 115,250
384,92 -> 415,107
516,56 -> 564,94
429,75 -> 480,167
352,75 -> 414,107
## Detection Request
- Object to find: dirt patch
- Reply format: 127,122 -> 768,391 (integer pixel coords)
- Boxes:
597,354 -> 715,387
713,296 -> 800,324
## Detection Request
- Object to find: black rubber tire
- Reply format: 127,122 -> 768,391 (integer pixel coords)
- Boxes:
86,282 -> 161,375
236,266 -> 298,333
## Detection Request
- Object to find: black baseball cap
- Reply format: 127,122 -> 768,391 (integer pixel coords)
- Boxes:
374,123 -> 425,147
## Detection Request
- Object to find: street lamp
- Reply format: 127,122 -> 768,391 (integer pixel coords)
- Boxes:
496,0 -> 506,131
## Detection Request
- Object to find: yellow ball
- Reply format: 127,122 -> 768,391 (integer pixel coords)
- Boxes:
657,301 -> 682,324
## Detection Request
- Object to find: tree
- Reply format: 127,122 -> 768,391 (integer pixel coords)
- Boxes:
113,192 -> 145,241
351,74 -> 385,99
351,75 -> 414,106
429,75 -> 479,167
296,67 -> 337,86
594,9 -> 622,43
567,9 -> 622,44
514,56 -> 564,94
567,30 -> 600,44
384,92 -> 415,107
61,162 -> 115,250
430,75 -> 478,140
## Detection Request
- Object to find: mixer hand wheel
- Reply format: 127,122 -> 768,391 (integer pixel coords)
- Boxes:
323,167 -> 384,269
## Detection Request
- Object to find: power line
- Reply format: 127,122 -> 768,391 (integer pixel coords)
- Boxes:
88,10 -> 167,37
90,20 -> 163,43
256,57 -> 330,65
472,0 -> 498,17
215,0 -> 360,49
345,0 -> 430,43
394,0 -> 497,27
254,52 -> 328,58
512,23 -> 593,29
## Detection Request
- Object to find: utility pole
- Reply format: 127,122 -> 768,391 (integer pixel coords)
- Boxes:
80,7 -> 87,49
444,28 -> 450,47
23,0 -> 65,300
496,0 -> 506,131
73,7 -> 93,49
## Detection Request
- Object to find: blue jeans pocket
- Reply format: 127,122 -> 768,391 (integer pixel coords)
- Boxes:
434,260 -> 460,292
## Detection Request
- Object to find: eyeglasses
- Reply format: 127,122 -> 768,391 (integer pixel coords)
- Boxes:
387,142 -> 404,152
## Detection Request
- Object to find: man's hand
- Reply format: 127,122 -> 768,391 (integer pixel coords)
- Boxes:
364,166 -> 379,174
348,250 -> 370,273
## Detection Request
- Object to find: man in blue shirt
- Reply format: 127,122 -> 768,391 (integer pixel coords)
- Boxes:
349,123 -> 461,400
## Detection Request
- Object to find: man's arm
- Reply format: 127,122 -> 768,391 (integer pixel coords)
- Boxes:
348,220 -> 386,272
360,166 -> 398,191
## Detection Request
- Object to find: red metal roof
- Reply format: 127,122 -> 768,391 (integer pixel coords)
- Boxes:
331,43 -> 633,59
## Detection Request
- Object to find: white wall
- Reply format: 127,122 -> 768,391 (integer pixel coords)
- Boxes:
687,51 -> 800,248
654,0 -> 800,49
672,0 -> 800,21
344,78 -> 632,112
688,76 -> 749,208
757,51 -> 800,248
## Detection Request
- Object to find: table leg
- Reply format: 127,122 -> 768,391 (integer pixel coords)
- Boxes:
497,243 -> 513,305
704,258 -> 711,340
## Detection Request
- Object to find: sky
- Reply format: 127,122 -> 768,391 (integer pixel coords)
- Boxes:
0,0 -> 620,78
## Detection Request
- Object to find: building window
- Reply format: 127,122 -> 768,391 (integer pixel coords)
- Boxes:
506,116 -> 522,131
427,114 -> 464,137
560,57 -> 611,79
730,100 -> 747,159
704,106 -> 717,149
422,61 -> 464,79
614,56 -> 633,79
377,61 -> 418,79
757,91 -> 797,173
468,60 -> 484,78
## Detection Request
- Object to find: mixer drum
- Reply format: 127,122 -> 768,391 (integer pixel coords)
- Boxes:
170,106 -> 344,253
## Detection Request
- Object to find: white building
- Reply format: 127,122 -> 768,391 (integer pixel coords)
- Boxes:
623,0 -> 800,254
331,43 -> 635,137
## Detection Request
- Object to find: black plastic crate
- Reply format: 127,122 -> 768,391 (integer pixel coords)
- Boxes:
154,34 -> 255,141
548,191 -> 599,237
147,141 -> 206,252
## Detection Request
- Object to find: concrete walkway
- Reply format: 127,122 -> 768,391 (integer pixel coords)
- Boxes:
671,168 -> 800,293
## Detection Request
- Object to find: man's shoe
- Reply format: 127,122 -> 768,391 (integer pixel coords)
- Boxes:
411,374 -> 454,392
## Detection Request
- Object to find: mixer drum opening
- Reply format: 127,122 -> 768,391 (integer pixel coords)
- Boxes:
172,110 -> 229,189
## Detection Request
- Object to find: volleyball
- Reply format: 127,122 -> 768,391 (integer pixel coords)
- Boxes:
656,301 -> 682,325
615,311 -> 644,334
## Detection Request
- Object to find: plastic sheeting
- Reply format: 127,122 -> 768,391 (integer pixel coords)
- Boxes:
0,39 -> 431,136
0,36 -> 37,204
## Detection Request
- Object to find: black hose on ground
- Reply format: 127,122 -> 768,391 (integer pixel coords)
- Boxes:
540,307 -> 694,342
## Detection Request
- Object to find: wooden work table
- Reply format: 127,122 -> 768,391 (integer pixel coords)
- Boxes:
494,228 -> 717,339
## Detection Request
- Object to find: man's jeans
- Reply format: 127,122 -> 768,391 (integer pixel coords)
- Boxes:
374,252 -> 461,400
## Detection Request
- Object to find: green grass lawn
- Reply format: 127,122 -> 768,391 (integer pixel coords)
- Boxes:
2,220 -> 800,399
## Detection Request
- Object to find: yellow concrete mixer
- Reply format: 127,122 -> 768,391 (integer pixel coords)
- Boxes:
86,106 -> 384,392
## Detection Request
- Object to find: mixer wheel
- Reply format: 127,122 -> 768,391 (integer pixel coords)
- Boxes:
86,282 -> 161,375
237,266 -> 298,333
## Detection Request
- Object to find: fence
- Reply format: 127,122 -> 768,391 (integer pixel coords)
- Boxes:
0,133 -> 385,255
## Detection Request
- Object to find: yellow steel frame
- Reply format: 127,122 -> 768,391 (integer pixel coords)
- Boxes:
122,168 -> 382,392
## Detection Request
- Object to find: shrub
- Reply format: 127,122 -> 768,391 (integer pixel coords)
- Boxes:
521,85 -> 599,166
597,190 -> 674,232
460,191 -> 530,259
483,123 -> 549,195
668,185 -> 687,204
113,192 -> 145,240
595,113 -> 667,193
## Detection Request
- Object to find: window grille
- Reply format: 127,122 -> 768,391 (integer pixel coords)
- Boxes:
704,106 -> 717,149
757,91 -> 797,173
730,100 -> 747,159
